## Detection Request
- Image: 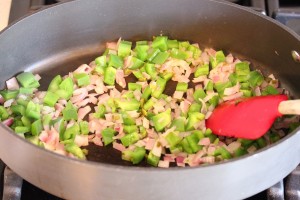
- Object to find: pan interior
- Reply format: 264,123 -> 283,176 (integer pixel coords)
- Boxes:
1,0 -> 300,167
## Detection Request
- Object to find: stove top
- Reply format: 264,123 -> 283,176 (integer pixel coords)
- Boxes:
1,0 -> 300,199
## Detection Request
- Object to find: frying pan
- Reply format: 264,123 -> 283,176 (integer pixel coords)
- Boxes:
0,0 -> 300,199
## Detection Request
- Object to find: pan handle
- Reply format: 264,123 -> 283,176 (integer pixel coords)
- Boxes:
2,167 -> 23,200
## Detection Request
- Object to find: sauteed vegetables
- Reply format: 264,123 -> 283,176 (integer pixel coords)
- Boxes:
0,36 -> 298,167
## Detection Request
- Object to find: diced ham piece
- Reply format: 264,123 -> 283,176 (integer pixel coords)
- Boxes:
145,138 -> 156,150
198,138 -> 211,146
6,77 -> 19,90
158,160 -> 170,168
2,118 -> 13,127
4,99 -> 14,108
222,91 -> 243,101
116,70 -> 126,88
173,91 -> 184,100
78,106 -> 91,121
74,135 -> 89,147
224,83 -> 240,96
151,140 -> 162,157
113,142 -> 126,152
92,135 -> 103,146
74,64 -> 92,74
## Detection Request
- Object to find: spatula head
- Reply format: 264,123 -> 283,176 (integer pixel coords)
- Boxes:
206,95 -> 288,139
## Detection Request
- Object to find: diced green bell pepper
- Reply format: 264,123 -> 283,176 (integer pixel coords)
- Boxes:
152,108 -> 171,132
65,143 -> 86,159
120,132 -> 139,147
102,128 -> 117,146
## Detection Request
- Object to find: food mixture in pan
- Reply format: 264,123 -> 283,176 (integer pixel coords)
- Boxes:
0,36 -> 299,167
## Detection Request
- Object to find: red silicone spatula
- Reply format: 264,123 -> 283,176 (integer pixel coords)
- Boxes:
206,94 -> 300,139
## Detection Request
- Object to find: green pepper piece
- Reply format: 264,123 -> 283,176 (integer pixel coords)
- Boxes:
102,128 -> 117,146
64,123 -> 80,140
145,63 -> 157,79
193,130 -> 205,140
186,112 -> 205,131
42,114 -> 52,127
151,77 -> 167,98
170,48 -> 189,60
188,45 -> 202,59
48,75 -> 62,92
147,152 -> 160,167
181,138 -> 193,154
165,132 -> 182,147
228,73 -> 237,85
209,95 -> 219,107
235,62 -> 250,76
132,70 -> 145,81
11,105 -> 25,116
21,116 -> 31,127
44,91 -> 60,107
179,41 -> 190,50
31,119 -> 42,136
104,66 -> 117,86
26,135 -> 41,146
118,40 -> 132,57
152,52 -> 169,64
62,101 -> 78,121
176,82 -> 188,92
241,90 -> 252,97
0,90 -> 19,100
16,72 -> 36,88
128,83 -> 142,91
79,121 -> 89,135
135,44 -> 149,61
131,147 -> 146,164
128,57 -> 144,70
93,104 -> 106,119
19,87 -> 35,94
15,126 -> 30,134
214,147 -> 232,159
120,132 -> 140,147
195,64 -> 209,77
147,48 -> 161,62
58,77 -> 74,100
167,40 -> 179,49
95,55 -> 107,67
115,99 -> 140,111
74,73 -> 90,87
188,103 -> 202,114
0,106 -> 9,120
123,125 -> 138,134
214,81 -> 232,95
143,97 -> 155,111
205,80 -> 214,91
121,112 -> 136,125
170,117 -> 186,132
193,89 -> 206,102
26,101 -> 40,120
256,137 -> 267,148
210,50 -> 225,68
234,147 -> 247,157
65,143 -> 86,159
50,117 -> 66,140
109,54 -> 123,69
152,108 -> 171,132
142,86 -> 152,100
186,132 -> 202,153
262,85 -> 279,95
16,99 -> 28,107
152,36 -> 168,51
27,80 -> 40,89
160,72 -> 173,81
